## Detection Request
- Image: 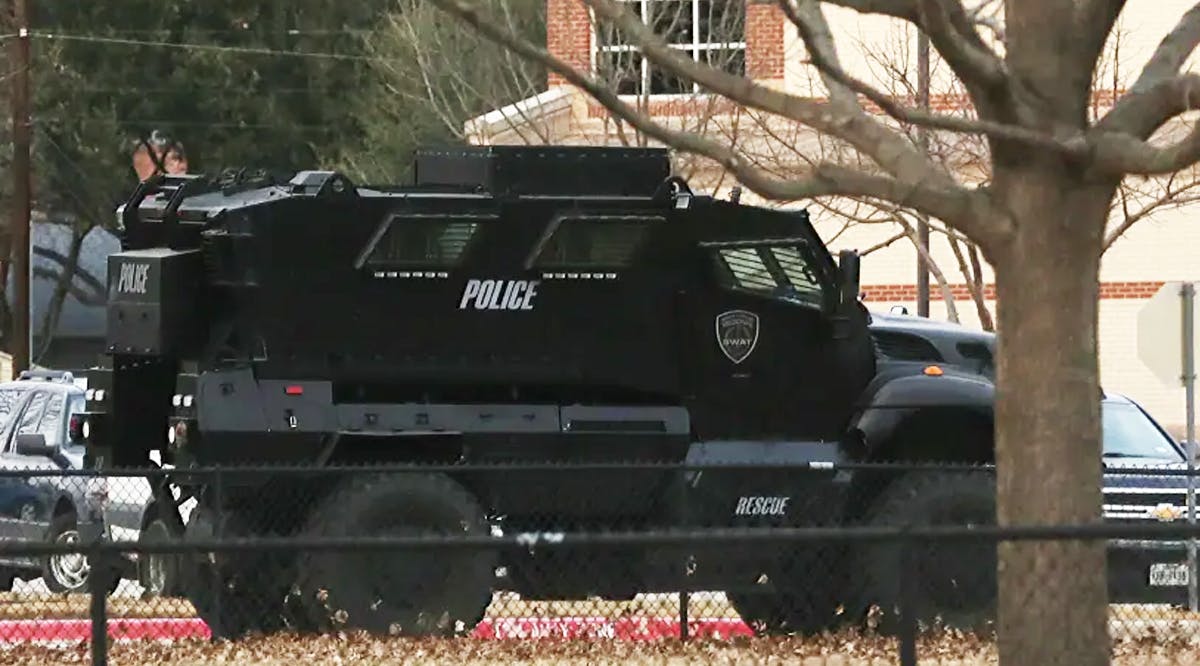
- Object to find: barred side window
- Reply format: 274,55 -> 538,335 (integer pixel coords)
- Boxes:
358,214 -> 492,269
710,241 -> 831,309
530,215 -> 662,269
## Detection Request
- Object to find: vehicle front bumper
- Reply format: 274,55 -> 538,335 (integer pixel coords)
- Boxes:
1108,538 -> 1196,606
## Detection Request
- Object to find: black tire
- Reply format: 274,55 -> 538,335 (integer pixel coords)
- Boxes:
294,473 -> 496,636
0,569 -> 16,592
43,513 -> 91,594
139,517 -> 182,598
727,544 -> 850,635
850,471 -> 997,634
180,506 -> 307,639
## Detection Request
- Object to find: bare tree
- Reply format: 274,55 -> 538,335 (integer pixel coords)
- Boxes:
809,16 -> 1200,331
332,0 -> 548,182
429,1 -> 1200,664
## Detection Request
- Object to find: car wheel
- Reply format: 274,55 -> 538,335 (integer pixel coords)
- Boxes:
139,517 -> 181,597
43,513 -> 90,594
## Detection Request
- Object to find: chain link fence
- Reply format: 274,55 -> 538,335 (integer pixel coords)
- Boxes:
0,462 -> 1194,664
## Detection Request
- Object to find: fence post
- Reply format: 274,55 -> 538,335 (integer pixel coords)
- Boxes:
898,533 -> 917,666
677,463 -> 692,642
212,467 -> 224,635
89,542 -> 108,666
679,588 -> 689,641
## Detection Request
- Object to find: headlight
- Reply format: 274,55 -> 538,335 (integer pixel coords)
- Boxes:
81,419 -> 91,440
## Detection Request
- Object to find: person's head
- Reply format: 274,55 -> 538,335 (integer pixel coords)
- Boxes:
131,130 -> 188,181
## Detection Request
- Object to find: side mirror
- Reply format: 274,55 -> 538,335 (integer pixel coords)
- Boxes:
838,249 -> 861,309
15,434 -> 69,468
15,433 -> 50,456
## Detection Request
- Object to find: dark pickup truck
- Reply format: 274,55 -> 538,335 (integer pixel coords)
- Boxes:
869,309 -> 1198,605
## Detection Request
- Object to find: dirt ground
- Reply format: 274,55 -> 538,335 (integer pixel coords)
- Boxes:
0,591 -> 739,621
0,595 -> 1197,664
0,632 -> 1199,665
0,591 -> 1192,624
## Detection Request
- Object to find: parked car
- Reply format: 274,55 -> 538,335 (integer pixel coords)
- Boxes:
0,369 -> 188,595
0,369 -> 110,592
868,309 -> 1200,603
867,307 -> 995,378
1100,393 -> 1198,605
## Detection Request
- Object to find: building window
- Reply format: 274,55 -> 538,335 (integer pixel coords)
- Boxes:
594,0 -> 746,95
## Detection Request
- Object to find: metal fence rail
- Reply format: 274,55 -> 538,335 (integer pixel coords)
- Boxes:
0,462 -> 1193,665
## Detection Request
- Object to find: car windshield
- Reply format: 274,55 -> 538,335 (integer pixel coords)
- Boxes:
0,388 -> 21,432
1102,401 -> 1184,461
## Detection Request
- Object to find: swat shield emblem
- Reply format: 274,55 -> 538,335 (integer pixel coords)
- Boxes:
715,310 -> 759,364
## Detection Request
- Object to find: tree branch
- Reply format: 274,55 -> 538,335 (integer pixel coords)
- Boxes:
1091,121 -> 1200,175
894,213 -> 960,322
914,0 -> 1007,87
1098,3 -> 1200,136
779,0 -> 1084,158
1074,1 -> 1127,86
429,0 -> 1008,242
946,229 -> 994,330
783,0 -> 861,113
819,0 -> 1007,92
1103,175 -> 1200,250
1127,2 -> 1200,95
860,229 -> 908,255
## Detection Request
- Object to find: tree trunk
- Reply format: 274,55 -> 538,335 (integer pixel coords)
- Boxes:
991,169 -> 1114,666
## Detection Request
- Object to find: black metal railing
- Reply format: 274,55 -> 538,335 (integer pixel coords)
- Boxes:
0,461 -> 1194,665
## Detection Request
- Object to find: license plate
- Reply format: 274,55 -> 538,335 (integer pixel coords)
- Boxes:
1150,563 -> 1190,586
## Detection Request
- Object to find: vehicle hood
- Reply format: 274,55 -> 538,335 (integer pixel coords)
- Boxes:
868,311 -> 996,344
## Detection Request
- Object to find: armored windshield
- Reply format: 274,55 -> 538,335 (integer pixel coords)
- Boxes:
710,240 -> 830,309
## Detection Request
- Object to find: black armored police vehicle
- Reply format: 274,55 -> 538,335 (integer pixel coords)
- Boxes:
77,146 -> 998,638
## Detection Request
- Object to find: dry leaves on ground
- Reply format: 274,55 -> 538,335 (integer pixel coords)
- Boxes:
0,592 -> 738,622
0,593 -> 197,620
0,628 -> 1197,665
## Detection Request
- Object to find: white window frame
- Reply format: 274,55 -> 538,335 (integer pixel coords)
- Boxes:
592,0 -> 748,97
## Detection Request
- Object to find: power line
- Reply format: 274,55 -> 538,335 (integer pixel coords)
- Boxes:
33,117 -> 343,131
63,86 -> 353,94
30,31 -> 378,62
42,28 -> 372,36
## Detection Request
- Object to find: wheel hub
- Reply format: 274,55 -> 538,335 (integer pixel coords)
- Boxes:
50,530 -> 89,590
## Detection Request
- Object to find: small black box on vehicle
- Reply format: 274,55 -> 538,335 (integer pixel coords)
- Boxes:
106,248 -> 204,356
412,145 -> 672,197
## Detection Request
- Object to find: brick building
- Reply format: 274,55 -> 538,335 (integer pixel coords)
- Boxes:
467,0 -> 1200,431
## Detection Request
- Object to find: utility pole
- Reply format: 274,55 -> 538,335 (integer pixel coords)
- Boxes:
9,0 -> 31,374
915,30 -> 931,317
